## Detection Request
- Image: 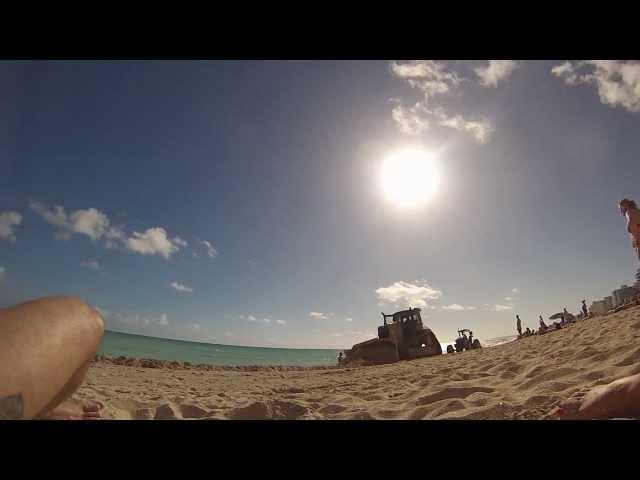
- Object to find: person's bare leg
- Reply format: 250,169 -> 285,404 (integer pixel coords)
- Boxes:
0,296 -> 104,419
35,363 -> 106,419
554,373 -> 640,419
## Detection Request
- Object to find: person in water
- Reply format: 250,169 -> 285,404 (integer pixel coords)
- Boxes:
0,296 -> 106,420
620,198 -> 640,262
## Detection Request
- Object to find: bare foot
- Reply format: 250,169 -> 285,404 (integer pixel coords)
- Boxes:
37,400 -> 107,420
552,374 -> 640,419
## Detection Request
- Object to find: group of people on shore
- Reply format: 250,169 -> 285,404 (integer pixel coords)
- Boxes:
516,301 -> 589,338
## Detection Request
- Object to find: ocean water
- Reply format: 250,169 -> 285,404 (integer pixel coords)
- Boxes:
99,331 -> 342,367
99,330 -> 517,367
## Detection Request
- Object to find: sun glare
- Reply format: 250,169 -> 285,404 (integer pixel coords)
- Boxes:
381,149 -> 440,208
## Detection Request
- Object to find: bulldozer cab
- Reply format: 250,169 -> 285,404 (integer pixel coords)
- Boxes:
379,308 -> 424,344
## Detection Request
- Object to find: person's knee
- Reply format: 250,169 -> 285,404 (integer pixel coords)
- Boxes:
53,296 -> 104,339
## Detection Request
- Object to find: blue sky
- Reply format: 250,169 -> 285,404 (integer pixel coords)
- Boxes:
1,60 -> 639,348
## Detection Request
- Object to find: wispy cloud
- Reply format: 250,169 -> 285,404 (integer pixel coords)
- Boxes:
390,60 -> 462,98
391,103 -> 430,135
492,304 -> 513,311
345,317 -> 353,322
552,60 -> 640,113
474,60 -> 519,87
309,311 -> 329,320
29,200 -> 110,241
29,199 -> 185,259
276,319 -> 286,325
247,315 -> 257,321
170,281 -> 193,293
512,288 -> 519,293
200,239 -> 218,259
173,237 -> 188,247
505,297 -> 512,301
376,280 -> 442,308
0,211 -> 23,242
81,260 -> 101,271
441,303 -> 476,311
263,318 -> 271,324
389,60 -> 495,144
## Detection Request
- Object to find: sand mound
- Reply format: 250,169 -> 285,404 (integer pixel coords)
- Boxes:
75,306 -> 640,420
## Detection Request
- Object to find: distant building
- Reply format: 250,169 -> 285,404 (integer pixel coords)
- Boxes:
604,296 -> 614,311
590,300 -> 609,316
612,285 -> 635,307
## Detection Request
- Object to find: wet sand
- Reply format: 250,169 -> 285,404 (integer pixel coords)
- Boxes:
74,306 -> 640,419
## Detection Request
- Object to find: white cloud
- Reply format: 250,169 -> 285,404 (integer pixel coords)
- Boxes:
0,266 -> 5,278
276,319 -> 286,325
173,237 -> 188,247
69,209 -> 110,240
430,107 -> 494,144
512,288 -> 518,293
29,201 -> 67,228
505,297 -> 512,301
247,315 -> 257,321
391,103 -> 430,134
30,200 -> 185,260
170,281 -> 193,293
389,60 -> 495,144
310,311 -> 329,320
81,260 -> 101,270
551,62 -> 579,85
552,60 -> 640,113
376,280 -> 442,308
239,315 -> 245,320
441,304 -> 476,311
345,317 -> 353,322
0,211 -> 23,242
442,304 -> 466,311
29,201 -> 109,241
201,240 -> 218,259
492,304 -> 513,311
391,60 -> 462,98
263,318 -> 271,324
474,60 -> 519,87
126,228 -> 182,259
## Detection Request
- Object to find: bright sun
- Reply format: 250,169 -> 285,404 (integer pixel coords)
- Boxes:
380,149 -> 440,208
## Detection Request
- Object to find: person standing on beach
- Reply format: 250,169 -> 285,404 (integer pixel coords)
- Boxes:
516,315 -> 522,336
581,300 -> 588,318
619,198 -> 640,262
539,315 -> 547,330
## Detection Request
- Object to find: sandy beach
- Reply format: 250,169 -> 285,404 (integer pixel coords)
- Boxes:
72,305 -> 640,420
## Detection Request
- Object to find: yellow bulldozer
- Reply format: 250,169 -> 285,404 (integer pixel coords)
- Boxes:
342,308 -> 442,365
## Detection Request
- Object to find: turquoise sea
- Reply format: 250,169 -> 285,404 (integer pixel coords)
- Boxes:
99,331 -> 342,367
98,330 -> 517,367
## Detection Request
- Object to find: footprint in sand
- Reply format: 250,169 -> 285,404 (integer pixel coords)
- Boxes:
414,386 -> 495,406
